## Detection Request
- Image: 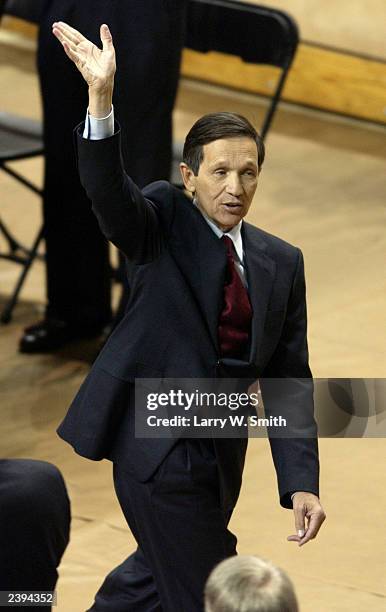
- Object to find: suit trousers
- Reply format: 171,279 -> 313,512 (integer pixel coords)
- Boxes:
37,0 -> 187,328
88,439 -> 238,612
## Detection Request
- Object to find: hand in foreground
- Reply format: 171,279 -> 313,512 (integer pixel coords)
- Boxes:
52,22 -> 116,116
287,492 -> 326,547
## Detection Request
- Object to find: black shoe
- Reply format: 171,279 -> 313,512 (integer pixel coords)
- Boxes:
19,317 -> 103,353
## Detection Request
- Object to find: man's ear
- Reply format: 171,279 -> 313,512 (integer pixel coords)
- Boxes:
179,163 -> 196,195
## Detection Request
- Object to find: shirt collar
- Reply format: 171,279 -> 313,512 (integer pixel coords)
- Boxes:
193,198 -> 244,263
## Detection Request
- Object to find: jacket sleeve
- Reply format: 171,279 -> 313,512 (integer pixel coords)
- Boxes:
260,248 -> 320,509
75,122 -> 174,263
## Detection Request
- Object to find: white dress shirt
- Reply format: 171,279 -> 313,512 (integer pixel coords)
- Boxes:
83,106 -> 115,140
193,201 -> 247,286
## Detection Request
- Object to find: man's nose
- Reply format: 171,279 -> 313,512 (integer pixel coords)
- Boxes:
225,173 -> 243,197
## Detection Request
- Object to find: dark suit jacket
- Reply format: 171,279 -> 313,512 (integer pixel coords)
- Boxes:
57,125 -> 319,509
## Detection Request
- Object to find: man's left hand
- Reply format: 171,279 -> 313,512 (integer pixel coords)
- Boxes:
287,492 -> 326,547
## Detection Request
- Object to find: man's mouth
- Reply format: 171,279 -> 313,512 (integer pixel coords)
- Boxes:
222,202 -> 242,211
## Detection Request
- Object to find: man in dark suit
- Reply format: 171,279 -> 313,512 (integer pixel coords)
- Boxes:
0,459 -> 70,610
18,0 -> 187,352
53,22 -> 325,612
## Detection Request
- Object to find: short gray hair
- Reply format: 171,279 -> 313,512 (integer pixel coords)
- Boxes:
204,556 -> 299,612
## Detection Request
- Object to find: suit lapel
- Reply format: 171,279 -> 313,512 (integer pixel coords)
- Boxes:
196,216 -> 227,352
169,195 -> 277,361
169,196 -> 227,353
242,223 -> 276,362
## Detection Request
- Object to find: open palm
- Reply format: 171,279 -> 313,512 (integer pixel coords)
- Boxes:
52,21 -> 116,91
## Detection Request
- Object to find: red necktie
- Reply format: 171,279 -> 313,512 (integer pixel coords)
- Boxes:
218,235 -> 252,358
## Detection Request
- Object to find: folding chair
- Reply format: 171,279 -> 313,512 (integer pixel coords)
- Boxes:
0,1 -> 44,323
171,0 -> 299,183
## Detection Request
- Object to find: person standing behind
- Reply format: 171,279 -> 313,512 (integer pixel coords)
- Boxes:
0,459 -> 71,610
20,0 -> 187,352
204,556 -> 299,612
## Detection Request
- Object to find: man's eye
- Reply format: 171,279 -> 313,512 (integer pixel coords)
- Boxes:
243,170 -> 256,177
214,169 -> 226,176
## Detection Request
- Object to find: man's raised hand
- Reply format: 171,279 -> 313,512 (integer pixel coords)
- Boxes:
52,22 -> 115,117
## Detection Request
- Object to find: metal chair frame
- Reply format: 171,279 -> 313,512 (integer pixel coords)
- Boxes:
172,0 -> 299,184
0,1 -> 45,323
184,0 -> 299,140
0,2 -> 45,323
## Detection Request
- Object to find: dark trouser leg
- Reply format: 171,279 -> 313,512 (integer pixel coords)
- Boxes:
37,1 -> 187,329
91,439 -> 238,612
0,459 -> 71,610
37,4 -> 112,329
89,548 -> 162,612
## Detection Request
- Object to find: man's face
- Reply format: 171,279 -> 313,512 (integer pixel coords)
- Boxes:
180,136 -> 260,232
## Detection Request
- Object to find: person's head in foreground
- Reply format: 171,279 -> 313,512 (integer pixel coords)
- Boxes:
204,555 -> 299,612
180,112 -> 265,232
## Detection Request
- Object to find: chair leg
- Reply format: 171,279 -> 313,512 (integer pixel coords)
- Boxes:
0,218 -> 23,255
0,216 -> 44,262
1,226 -> 45,324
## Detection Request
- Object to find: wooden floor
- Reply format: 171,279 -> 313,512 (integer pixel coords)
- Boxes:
1,35 -> 386,611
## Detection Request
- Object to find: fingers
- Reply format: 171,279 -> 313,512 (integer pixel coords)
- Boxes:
52,23 -> 86,68
100,24 -> 114,52
297,509 -> 326,546
286,504 -> 306,545
52,21 -> 86,45
288,501 -> 326,547
287,534 -> 302,543
52,29 -> 81,66
52,24 -> 77,51
60,39 -> 82,67
293,499 -> 306,538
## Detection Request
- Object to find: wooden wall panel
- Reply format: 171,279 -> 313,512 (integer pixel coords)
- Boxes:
1,14 -> 37,38
182,46 -> 386,125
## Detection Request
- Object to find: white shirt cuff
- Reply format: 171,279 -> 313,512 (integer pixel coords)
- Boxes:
83,106 -> 115,140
